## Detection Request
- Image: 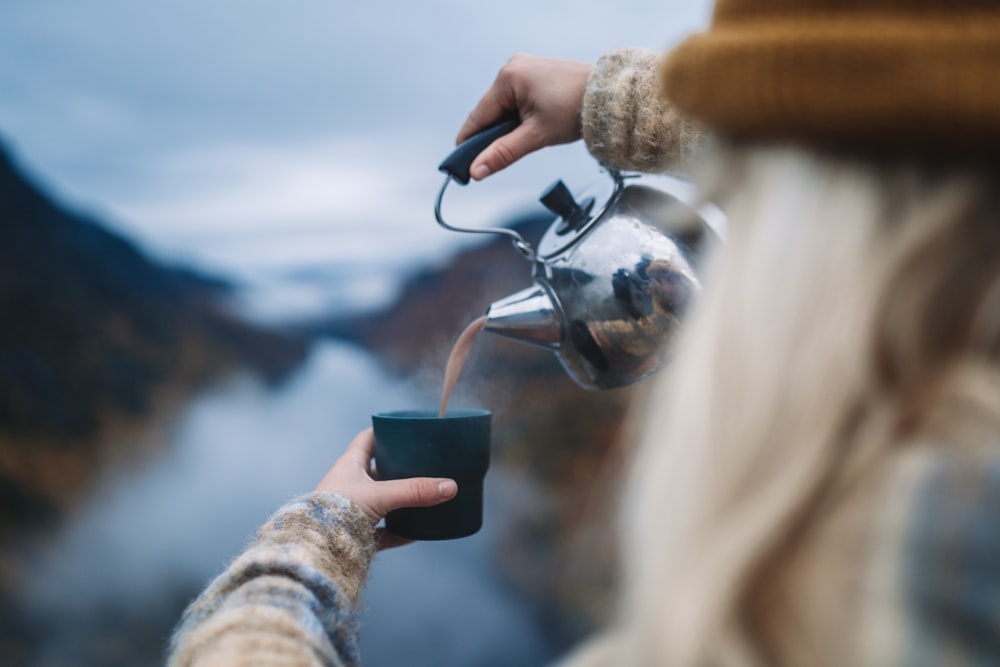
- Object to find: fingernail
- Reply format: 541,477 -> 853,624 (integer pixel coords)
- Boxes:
438,480 -> 458,496
471,164 -> 490,180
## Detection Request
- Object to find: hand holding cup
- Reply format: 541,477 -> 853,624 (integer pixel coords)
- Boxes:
313,428 -> 458,549
372,409 -> 491,541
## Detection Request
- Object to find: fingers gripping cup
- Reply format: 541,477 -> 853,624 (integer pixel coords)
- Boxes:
372,409 -> 491,540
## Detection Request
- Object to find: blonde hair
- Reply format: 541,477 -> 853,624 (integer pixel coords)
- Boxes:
617,143 -> 1000,666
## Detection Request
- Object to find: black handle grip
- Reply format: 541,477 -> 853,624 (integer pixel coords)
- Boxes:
438,115 -> 520,185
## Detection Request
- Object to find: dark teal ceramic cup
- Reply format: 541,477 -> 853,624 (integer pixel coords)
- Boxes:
372,409 -> 491,540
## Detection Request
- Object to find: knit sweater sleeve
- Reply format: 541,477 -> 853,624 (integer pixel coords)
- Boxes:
166,493 -> 376,667
582,48 -> 703,174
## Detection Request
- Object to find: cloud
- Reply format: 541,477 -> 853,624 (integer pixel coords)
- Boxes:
0,0 -> 713,307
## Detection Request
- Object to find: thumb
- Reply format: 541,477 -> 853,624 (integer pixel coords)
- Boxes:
373,477 -> 458,515
470,125 -> 540,180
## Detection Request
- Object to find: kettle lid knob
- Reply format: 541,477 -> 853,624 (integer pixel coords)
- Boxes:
540,180 -> 593,235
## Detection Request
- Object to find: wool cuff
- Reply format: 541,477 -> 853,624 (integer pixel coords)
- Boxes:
583,48 -> 704,174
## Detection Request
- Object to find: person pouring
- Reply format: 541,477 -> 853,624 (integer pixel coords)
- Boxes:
168,1 -> 1000,664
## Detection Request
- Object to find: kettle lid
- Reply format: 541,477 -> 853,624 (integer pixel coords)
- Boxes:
536,172 -> 623,259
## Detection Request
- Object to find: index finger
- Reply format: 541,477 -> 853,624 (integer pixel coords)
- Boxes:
457,84 -> 516,145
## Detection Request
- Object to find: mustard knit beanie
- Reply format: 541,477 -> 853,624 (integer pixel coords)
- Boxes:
661,0 -> 1000,148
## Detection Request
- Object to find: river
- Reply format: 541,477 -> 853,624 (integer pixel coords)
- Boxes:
9,341 -> 558,666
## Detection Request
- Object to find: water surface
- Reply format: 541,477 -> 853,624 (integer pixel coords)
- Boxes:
12,341 -> 555,666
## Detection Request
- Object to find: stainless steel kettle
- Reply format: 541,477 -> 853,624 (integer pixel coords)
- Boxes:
435,119 -> 721,390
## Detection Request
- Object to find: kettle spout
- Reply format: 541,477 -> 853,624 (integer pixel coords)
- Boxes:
484,285 -> 562,349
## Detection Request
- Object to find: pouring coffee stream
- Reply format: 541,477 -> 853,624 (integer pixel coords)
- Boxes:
435,118 -> 722,393
439,316 -> 486,417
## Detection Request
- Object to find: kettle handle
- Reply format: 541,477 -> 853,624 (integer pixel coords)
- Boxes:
434,114 -> 536,261
438,115 -> 520,185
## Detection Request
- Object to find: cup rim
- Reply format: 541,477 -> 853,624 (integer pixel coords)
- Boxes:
372,408 -> 490,421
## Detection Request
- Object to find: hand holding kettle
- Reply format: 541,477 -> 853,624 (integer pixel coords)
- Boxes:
436,119 -> 722,391
456,54 -> 592,181
440,51 -> 722,390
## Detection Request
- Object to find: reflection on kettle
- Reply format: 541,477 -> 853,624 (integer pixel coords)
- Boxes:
435,120 -> 722,391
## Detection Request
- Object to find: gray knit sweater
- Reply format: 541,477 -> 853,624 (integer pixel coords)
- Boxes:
167,494 -> 375,667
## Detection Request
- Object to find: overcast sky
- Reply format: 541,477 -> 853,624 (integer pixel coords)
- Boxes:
0,0 -> 712,316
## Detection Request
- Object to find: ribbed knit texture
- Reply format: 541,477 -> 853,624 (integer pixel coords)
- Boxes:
660,0 -> 1000,147
167,493 -> 375,667
582,48 -> 704,174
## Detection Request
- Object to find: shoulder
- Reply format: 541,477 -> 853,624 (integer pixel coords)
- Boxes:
856,441 -> 1000,664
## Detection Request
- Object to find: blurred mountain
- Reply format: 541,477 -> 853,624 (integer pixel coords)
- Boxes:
0,138 -> 309,543
307,210 -> 552,369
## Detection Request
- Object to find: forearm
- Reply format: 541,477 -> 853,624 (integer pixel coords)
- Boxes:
167,493 -> 376,667
582,48 -> 704,174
